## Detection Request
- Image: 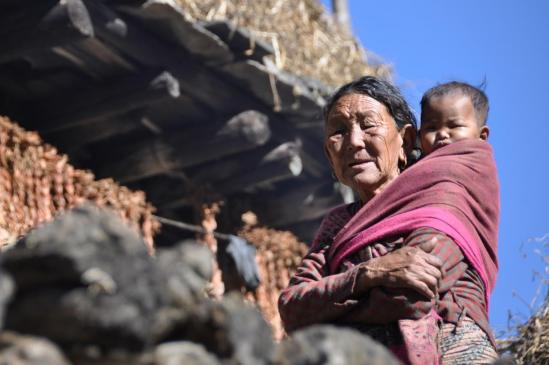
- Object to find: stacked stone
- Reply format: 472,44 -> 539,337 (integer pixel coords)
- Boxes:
239,226 -> 308,340
0,205 -> 400,365
0,116 -> 158,252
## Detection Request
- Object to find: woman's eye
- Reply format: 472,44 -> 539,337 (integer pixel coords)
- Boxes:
330,128 -> 345,136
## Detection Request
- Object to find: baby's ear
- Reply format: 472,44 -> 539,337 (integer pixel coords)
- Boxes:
480,125 -> 490,140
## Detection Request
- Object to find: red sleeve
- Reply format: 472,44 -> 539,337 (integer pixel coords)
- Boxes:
279,227 -> 469,331
278,244 -> 365,332
405,227 -> 467,293
339,227 -> 468,324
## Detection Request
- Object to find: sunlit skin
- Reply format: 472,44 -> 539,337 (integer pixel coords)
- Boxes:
420,93 -> 489,155
324,93 -> 414,203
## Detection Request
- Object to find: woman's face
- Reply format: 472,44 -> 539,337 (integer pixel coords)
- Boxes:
325,93 -> 406,202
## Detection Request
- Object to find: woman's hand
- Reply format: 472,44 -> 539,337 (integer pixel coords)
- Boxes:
354,239 -> 443,299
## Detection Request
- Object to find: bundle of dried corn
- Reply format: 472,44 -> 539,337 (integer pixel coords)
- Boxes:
0,116 -> 159,252
238,225 -> 308,340
177,0 -> 390,87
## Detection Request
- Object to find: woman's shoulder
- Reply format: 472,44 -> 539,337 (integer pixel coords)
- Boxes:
311,202 -> 361,249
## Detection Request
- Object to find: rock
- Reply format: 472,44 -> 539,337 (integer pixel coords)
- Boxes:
274,325 -> 401,365
2,204 -> 202,355
153,342 -> 220,365
0,331 -> 72,365
166,293 -> 274,365
0,270 -> 14,329
156,239 -> 213,291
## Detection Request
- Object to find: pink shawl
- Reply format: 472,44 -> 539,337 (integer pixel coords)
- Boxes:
325,139 -> 500,307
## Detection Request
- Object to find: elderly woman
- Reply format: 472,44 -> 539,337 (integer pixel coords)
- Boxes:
278,76 -> 499,365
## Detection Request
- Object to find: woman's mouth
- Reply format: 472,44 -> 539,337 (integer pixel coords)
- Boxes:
348,160 -> 374,168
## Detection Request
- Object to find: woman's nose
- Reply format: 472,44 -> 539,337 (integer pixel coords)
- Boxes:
347,126 -> 365,149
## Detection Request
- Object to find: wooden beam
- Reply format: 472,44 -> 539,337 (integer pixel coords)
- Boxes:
153,142 -> 304,210
34,71 -> 179,133
253,181 -> 343,227
0,0 -> 94,64
217,142 -> 303,194
332,0 -> 352,36
82,0 -> 256,114
96,110 -> 271,183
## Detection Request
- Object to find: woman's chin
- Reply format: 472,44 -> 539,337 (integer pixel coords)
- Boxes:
349,174 -> 383,193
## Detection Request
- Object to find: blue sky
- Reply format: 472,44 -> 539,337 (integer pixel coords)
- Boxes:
321,0 -> 549,336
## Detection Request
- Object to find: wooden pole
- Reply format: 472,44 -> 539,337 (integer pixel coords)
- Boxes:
332,0 -> 352,36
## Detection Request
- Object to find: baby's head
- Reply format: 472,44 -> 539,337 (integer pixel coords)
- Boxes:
420,81 -> 490,155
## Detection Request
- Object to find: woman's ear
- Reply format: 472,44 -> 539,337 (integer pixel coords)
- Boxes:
398,124 -> 417,171
480,125 -> 490,140
399,124 -> 417,156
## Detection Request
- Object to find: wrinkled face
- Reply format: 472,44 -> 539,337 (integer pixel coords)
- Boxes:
420,93 -> 488,155
325,93 -> 406,202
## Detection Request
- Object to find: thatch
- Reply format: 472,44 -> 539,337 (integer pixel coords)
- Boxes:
0,116 -> 159,252
500,296 -> 549,364
177,0 -> 390,87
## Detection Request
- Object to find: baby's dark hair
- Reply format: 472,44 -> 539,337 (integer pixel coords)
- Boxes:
420,81 -> 489,125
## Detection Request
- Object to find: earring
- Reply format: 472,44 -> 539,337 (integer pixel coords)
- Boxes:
398,157 -> 407,171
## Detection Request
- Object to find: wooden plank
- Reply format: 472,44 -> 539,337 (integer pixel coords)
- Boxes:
217,142 -> 303,194
152,142 -> 303,210
34,71 -> 179,133
82,0 -> 256,114
96,110 -> 271,183
0,0 -> 94,64
252,181 -> 343,227
203,21 -> 274,63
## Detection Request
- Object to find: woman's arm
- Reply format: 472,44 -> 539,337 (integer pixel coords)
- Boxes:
278,244 -> 365,332
339,228 -> 467,325
278,235 -> 444,332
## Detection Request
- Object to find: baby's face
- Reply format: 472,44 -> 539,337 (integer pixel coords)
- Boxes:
420,93 -> 488,155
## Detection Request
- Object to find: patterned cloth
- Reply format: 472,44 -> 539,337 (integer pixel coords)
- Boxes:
278,226 -> 496,364
440,317 -> 498,364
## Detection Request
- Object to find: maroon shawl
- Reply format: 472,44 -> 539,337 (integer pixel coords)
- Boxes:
324,139 -> 500,301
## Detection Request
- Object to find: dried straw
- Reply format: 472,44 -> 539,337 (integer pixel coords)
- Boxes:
176,0 -> 390,87
499,297 -> 549,364
0,116 -> 159,253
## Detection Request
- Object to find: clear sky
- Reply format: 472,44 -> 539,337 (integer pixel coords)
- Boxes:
321,0 -> 549,336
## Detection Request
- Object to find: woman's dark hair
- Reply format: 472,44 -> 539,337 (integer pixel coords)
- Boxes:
324,76 -> 420,166
324,76 -> 417,131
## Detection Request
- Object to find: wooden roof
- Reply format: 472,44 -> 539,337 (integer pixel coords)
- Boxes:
0,0 -> 353,243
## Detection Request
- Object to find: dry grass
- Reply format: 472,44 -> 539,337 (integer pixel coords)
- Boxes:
176,0 -> 390,87
499,297 -> 549,364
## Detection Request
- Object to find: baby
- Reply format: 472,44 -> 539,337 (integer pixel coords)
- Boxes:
419,81 -> 490,155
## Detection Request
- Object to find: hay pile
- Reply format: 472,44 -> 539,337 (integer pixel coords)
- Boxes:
500,297 -> 549,364
238,225 -> 308,340
177,0 -> 390,87
0,116 -> 159,252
